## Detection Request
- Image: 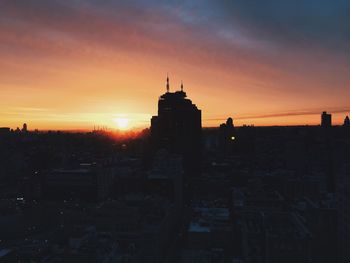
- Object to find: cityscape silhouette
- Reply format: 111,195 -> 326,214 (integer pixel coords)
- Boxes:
1,1 -> 350,263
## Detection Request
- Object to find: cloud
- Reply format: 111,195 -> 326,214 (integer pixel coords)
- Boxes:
1,0 -> 349,67
216,0 -> 350,54
0,0 -> 350,128
0,0 -> 278,79
207,106 -> 350,121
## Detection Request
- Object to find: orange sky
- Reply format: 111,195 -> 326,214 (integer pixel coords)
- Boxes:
1,1 -> 349,130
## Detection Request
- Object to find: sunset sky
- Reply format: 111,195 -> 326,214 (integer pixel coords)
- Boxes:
1,0 -> 350,130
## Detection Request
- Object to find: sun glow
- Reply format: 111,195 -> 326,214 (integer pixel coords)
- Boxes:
114,117 -> 130,130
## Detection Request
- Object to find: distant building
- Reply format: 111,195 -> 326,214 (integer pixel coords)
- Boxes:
43,163 -> 113,201
337,164 -> 350,262
219,117 -> 236,154
92,195 -> 181,263
0,127 -> 10,136
151,76 -> 202,178
22,123 -> 28,132
241,211 -> 311,263
321,111 -> 332,127
186,207 -> 231,257
146,150 -> 184,209
343,116 -> 350,127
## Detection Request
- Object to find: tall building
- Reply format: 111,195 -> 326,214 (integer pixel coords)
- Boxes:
151,76 -> 202,178
22,123 -> 28,132
343,116 -> 350,127
321,111 -> 332,127
219,117 -> 236,154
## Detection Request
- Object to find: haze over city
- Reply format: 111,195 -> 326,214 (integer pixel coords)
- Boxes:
1,0 -> 350,130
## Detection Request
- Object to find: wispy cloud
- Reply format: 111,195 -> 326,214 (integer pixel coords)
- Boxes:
0,0 -> 349,128
207,107 -> 350,121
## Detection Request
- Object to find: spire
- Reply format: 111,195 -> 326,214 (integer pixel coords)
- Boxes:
166,74 -> 170,92
181,80 -> 183,92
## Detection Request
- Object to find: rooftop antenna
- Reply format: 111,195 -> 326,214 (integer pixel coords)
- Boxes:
166,73 -> 170,93
181,80 -> 183,92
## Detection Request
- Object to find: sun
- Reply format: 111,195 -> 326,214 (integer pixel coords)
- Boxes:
114,117 -> 130,130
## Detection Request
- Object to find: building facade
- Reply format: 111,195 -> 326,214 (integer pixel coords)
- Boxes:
151,77 -> 202,178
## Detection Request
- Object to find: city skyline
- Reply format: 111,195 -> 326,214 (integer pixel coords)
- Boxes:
1,0 -> 350,130
1,2 -> 350,262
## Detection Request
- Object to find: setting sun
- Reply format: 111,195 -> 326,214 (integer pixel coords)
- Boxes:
114,117 -> 130,130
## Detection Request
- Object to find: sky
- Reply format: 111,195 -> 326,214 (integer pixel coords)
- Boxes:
1,0 -> 350,130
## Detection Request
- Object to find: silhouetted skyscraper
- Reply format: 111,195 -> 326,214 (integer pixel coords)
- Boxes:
22,123 -> 28,132
321,111 -> 332,127
343,116 -> 350,127
151,77 -> 202,178
219,117 -> 236,154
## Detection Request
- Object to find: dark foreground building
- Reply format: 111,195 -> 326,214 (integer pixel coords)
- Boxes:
321,111 -> 332,127
151,77 -> 202,178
